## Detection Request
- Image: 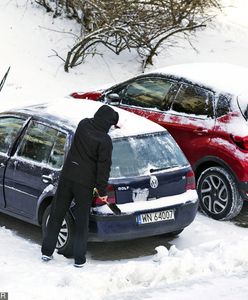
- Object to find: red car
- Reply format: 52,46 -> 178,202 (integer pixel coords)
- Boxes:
71,63 -> 248,221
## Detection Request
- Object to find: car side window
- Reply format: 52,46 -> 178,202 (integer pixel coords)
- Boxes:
119,78 -> 174,111
216,94 -> 231,117
17,121 -> 58,164
171,84 -> 213,117
0,117 -> 25,154
48,131 -> 67,169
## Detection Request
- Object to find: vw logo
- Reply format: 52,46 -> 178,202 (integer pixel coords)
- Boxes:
150,175 -> 158,189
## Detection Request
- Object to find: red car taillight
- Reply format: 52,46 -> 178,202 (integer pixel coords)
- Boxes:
92,185 -> 116,206
186,171 -> 196,190
231,135 -> 248,151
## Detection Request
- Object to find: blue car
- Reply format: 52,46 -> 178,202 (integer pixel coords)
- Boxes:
0,99 -> 198,256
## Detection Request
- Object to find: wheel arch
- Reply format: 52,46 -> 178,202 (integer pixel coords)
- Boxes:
194,156 -> 238,184
38,196 -> 53,226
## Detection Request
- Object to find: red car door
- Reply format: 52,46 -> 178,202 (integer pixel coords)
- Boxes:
159,84 -> 215,167
117,79 -> 215,168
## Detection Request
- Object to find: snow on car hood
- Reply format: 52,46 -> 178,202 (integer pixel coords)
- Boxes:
42,98 -> 165,138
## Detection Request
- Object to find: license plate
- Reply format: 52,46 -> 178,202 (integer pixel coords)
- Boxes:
136,209 -> 175,225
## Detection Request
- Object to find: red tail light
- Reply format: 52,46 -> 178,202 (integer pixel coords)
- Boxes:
92,185 -> 116,206
186,171 -> 196,190
231,135 -> 248,150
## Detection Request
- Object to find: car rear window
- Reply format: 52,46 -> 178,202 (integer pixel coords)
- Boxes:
110,131 -> 188,178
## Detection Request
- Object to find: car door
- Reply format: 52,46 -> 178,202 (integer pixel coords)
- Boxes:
112,76 -> 179,122
4,120 -> 68,218
160,83 -> 215,166
0,116 -> 26,208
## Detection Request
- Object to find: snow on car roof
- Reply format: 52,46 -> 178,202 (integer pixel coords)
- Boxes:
152,63 -> 248,96
18,98 -> 165,138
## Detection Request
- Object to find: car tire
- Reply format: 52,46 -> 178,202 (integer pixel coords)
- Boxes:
197,166 -> 243,220
42,205 -> 75,257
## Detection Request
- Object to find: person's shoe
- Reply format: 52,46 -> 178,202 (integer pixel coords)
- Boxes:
41,254 -> 53,262
74,263 -> 85,268
74,258 -> 86,268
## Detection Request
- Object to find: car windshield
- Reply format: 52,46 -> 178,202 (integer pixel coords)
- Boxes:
110,131 -> 188,178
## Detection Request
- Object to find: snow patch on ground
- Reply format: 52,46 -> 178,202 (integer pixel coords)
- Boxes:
1,0 -> 248,299
1,215 -> 248,300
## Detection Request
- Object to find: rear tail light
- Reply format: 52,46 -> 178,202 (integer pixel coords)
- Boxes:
92,185 -> 116,206
186,170 -> 196,190
231,135 -> 248,150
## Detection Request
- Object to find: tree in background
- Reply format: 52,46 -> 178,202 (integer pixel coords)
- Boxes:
37,0 -> 221,72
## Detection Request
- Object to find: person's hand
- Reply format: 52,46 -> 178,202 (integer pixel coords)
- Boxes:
98,195 -> 108,203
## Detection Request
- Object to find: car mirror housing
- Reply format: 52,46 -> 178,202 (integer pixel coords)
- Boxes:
105,93 -> 121,106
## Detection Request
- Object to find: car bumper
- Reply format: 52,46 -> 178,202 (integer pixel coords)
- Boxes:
88,198 -> 199,242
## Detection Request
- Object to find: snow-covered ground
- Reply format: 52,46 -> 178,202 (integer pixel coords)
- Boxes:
1,0 -> 248,299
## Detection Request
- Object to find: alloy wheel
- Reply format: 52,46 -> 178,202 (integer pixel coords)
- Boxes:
200,174 -> 229,215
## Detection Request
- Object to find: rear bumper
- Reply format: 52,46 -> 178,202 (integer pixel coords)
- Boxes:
88,199 -> 199,241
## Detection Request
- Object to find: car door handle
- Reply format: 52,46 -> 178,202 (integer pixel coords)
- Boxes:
193,127 -> 208,135
42,174 -> 54,184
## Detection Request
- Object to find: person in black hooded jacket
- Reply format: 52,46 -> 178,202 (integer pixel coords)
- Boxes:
41,105 -> 119,267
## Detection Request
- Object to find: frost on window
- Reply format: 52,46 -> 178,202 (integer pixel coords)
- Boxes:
110,132 -> 188,178
216,94 -> 231,118
17,121 -> 57,164
48,131 -> 67,169
0,117 -> 25,154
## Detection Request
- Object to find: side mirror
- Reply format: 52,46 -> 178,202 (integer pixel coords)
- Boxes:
105,93 -> 121,106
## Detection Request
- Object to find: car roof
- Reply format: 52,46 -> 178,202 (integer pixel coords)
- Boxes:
151,63 -> 248,96
4,98 -> 165,138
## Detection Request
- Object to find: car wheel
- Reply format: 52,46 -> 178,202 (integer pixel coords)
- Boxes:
197,166 -> 243,220
42,205 -> 74,256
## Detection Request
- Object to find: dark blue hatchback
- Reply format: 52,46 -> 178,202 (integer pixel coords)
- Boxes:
0,99 -> 198,256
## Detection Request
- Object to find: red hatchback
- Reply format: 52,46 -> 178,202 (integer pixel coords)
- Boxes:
71,63 -> 248,221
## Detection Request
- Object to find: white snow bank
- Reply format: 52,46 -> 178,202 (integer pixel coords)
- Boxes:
1,215 -> 248,300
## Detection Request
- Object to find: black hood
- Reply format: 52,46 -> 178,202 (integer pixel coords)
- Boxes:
91,105 -> 119,133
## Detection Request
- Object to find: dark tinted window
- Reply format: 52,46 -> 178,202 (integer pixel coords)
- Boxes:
119,78 -> 174,111
216,94 -> 231,117
17,121 -> 58,164
0,117 -> 25,154
172,84 -> 213,117
48,131 -> 67,169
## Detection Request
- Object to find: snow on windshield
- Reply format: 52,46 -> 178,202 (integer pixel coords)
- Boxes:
110,132 -> 188,178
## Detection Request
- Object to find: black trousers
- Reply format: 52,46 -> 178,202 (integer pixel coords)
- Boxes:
41,177 -> 93,264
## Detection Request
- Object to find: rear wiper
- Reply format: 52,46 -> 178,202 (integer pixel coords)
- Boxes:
150,165 -> 178,173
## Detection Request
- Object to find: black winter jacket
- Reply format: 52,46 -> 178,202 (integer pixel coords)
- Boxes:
61,105 -> 119,196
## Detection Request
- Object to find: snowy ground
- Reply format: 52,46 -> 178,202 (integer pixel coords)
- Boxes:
1,0 -> 248,299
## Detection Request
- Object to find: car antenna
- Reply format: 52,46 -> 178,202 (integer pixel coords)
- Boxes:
0,66 -> 11,93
